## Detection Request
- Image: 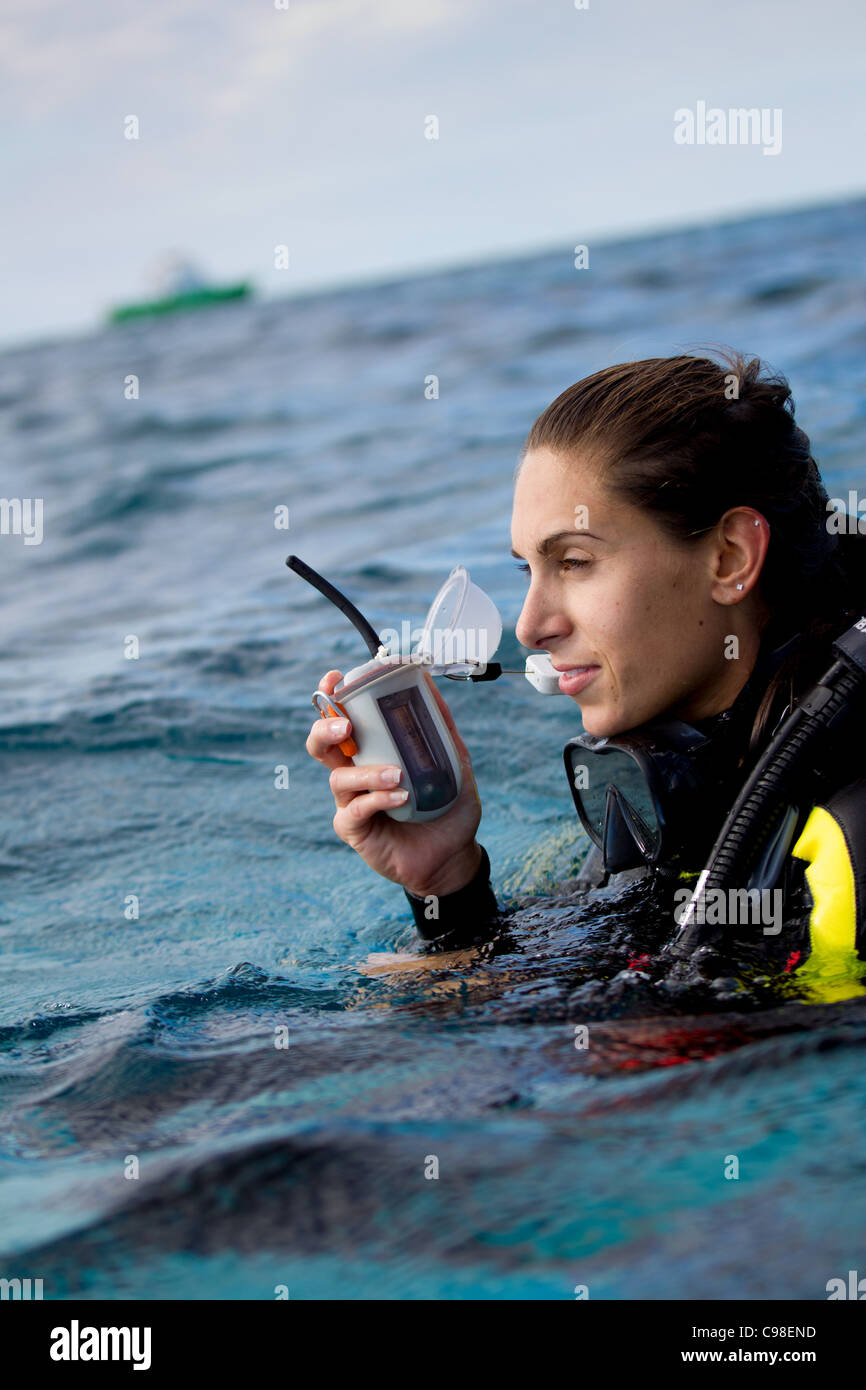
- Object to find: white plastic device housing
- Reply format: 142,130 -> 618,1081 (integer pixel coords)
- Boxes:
333,653 -> 462,821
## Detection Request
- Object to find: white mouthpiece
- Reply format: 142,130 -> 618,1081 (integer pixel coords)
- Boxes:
524,652 -> 564,696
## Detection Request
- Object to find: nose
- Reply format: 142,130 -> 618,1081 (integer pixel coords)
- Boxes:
515,576 -> 571,651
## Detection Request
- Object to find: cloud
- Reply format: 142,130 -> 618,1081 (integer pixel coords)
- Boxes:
0,0 -> 468,122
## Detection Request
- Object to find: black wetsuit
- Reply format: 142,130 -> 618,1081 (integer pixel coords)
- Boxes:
402,620 -> 866,998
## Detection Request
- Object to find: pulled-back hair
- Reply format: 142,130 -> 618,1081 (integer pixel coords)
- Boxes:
520,350 -> 866,753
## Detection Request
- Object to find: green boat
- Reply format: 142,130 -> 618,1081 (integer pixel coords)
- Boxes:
109,281 -> 252,324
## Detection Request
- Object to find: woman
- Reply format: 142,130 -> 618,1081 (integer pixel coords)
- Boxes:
306,352 -> 866,995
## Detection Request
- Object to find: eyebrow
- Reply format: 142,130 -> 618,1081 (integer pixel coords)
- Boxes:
510,530 -> 604,559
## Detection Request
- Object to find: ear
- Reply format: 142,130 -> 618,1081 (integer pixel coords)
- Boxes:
711,508 -> 769,602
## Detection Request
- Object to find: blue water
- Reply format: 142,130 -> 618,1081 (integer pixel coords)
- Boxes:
3,196 -> 866,1300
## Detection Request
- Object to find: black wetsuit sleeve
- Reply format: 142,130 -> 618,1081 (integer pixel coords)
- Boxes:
403,844 -> 503,946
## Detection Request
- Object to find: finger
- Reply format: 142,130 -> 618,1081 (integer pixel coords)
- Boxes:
306,671 -> 350,760
330,763 -> 402,807
306,713 -> 354,764
334,788 -> 409,833
311,669 -> 354,745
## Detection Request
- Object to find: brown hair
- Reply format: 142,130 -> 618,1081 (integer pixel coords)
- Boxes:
520,350 -> 866,754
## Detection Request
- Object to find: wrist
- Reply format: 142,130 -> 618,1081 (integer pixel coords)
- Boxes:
404,841 -> 485,900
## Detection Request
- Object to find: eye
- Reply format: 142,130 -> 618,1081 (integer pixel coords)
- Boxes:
513,558 -> 590,576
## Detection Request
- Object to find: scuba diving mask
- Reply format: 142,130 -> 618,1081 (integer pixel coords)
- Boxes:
562,626 -> 807,876
563,720 -> 726,874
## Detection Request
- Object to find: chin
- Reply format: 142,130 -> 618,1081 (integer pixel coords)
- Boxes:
576,704 -> 629,739
576,706 -> 609,737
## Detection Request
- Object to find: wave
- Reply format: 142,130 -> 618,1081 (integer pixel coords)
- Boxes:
0,697 -> 289,751
745,274 -> 832,305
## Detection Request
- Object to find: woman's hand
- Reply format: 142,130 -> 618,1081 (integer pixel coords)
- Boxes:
305,668 -> 484,898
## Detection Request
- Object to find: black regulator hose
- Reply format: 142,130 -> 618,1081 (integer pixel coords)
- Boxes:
669,617 -> 866,957
286,554 -> 383,658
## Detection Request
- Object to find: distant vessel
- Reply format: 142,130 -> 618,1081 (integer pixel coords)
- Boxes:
108,255 -> 252,323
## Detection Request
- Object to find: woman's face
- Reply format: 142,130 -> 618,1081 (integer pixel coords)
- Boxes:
511,447 -> 768,737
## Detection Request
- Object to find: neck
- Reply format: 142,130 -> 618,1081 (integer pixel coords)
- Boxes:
673,622 -> 801,736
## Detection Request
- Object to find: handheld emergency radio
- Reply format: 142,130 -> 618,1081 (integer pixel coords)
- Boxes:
287,554 -> 564,822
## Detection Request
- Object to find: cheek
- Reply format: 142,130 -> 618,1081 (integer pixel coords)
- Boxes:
590,574 -> 658,653
594,570 -> 688,687
618,552 -> 696,633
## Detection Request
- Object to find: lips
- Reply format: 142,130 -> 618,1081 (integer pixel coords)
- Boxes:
553,664 -> 601,696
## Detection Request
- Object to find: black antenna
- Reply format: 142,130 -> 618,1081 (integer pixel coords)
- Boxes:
286,555 -> 383,658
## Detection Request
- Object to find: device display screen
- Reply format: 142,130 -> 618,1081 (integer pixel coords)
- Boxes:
376,686 -> 457,811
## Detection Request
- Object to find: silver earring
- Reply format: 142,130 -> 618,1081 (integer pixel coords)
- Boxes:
736,583 -> 744,590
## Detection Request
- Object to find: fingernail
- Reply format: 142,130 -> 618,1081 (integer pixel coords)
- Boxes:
388,790 -> 409,803
380,767 -> 402,786
329,719 -> 349,736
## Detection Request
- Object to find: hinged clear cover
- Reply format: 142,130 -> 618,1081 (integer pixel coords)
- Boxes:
412,565 -> 503,674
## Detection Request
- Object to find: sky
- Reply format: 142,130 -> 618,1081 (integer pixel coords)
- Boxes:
2,0 -> 865,348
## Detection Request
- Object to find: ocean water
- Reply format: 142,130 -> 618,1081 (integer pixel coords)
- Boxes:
2,196 -> 866,1300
